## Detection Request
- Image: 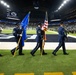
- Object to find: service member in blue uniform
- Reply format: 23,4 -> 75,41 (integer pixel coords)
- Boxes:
30,23 -> 47,56
52,21 -> 68,56
11,23 -> 24,55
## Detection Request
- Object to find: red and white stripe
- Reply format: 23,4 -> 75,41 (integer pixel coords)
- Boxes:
42,20 -> 48,31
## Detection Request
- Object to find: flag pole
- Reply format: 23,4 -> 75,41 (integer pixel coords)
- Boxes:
46,11 -> 48,21
13,33 -> 22,57
13,12 -> 30,57
28,11 -> 31,24
41,11 -> 48,56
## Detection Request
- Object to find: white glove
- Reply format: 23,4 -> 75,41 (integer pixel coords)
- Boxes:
20,34 -> 22,36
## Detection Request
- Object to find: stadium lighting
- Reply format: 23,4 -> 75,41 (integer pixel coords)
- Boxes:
55,10 -> 58,12
6,17 -> 20,20
64,0 -> 70,1
61,3 -> 64,7
7,5 -> 10,8
55,0 -> 70,11
63,0 -> 67,4
3,3 -> 7,6
33,1 -> 39,9
50,19 -> 61,22
58,6 -> 62,10
0,0 -> 10,8
34,6 -> 39,9
0,0 -> 4,4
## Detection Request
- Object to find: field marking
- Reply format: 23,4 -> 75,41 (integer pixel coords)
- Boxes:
27,35 -> 37,39
0,36 -> 14,39
1,72 -> 76,75
44,72 -> 64,75
0,73 -> 4,75
14,73 -> 34,75
0,34 -> 14,39
0,34 -> 36,39
68,35 -> 76,39
72,72 -> 76,75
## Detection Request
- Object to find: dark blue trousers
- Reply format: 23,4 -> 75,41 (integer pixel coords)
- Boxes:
31,40 -> 46,55
11,37 -> 22,54
53,41 -> 66,54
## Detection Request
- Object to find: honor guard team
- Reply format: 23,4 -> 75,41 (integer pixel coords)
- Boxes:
0,21 -> 69,57
11,23 -> 24,55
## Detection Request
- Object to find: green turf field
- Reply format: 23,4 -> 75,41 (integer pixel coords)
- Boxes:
69,33 -> 76,36
2,29 -> 37,34
2,29 -> 57,34
0,50 -> 76,75
2,29 -> 76,36
2,29 -> 13,34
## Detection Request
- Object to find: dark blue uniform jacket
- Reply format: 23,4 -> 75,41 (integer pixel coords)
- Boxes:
13,27 -> 22,42
58,26 -> 67,42
36,27 -> 43,42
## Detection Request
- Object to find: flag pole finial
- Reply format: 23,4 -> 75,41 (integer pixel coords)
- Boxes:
29,11 -> 31,14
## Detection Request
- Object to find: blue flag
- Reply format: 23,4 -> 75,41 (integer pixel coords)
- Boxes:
20,13 -> 30,46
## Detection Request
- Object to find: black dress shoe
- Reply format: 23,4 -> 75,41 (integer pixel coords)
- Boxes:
11,50 -> 14,55
63,53 -> 69,55
52,52 -> 57,56
19,53 -> 24,55
42,53 -> 47,55
0,54 -> 2,57
30,52 -> 35,56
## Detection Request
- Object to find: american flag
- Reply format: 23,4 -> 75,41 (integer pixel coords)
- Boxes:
42,11 -> 48,31
42,19 -> 48,31
41,12 -> 48,40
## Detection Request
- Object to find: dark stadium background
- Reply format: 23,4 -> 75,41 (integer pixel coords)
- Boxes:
0,0 -> 76,22
0,0 -> 76,38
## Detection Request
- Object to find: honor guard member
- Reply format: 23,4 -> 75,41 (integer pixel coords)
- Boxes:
11,23 -> 24,55
52,21 -> 68,56
30,22 -> 47,56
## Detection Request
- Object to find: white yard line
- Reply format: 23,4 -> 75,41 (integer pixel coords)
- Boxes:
27,35 -> 37,39
0,36 -> 14,39
0,42 -> 76,50
68,35 -> 76,38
